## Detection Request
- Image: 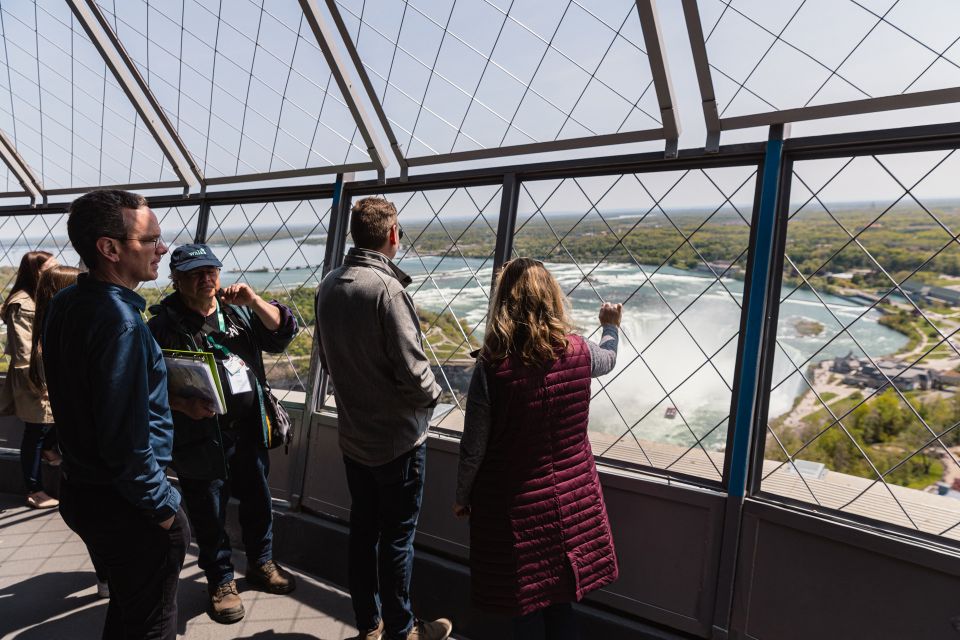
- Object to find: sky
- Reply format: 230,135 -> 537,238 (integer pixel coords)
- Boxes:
0,0 -> 956,213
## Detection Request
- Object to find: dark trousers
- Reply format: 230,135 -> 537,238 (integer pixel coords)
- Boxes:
343,443 -> 427,640
20,421 -> 57,493
178,430 -> 273,588
513,603 -> 578,640
59,479 -> 189,640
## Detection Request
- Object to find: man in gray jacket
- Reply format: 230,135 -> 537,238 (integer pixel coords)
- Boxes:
315,196 -> 452,640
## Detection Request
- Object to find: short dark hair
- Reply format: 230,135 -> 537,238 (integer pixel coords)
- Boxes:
350,197 -> 397,250
67,190 -> 147,270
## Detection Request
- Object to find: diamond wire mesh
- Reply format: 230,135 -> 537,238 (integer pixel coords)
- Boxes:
205,198 -> 332,393
335,0 -> 661,158
136,205 -> 200,304
0,205 -> 200,372
96,0 -> 369,180
0,164 -> 20,194
699,0 -> 960,118
331,186 -> 501,430
0,1 -> 176,190
761,148 -> 960,541
0,210 -> 78,372
512,166 -> 757,482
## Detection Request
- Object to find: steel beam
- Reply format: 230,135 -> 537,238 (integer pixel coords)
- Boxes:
202,162 -> 376,187
636,0 -> 681,158
680,0 -> 721,152
43,180 -> 185,197
67,0 -> 203,191
491,173 -> 520,281
721,86 -> 960,131
713,124 -> 788,637
311,172 -> 353,456
0,129 -> 43,202
321,173 -> 354,277
405,129 -> 667,168
193,199 -> 211,244
299,0 -> 391,180
323,0 -> 409,178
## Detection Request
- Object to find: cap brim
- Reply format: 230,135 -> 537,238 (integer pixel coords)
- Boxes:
173,257 -> 223,271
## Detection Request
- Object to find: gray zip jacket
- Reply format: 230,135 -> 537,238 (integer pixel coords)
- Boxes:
316,248 -> 441,466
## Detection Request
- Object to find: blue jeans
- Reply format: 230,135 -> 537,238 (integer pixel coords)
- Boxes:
178,430 -> 273,587
21,422 -> 57,493
343,443 -> 426,640
513,603 -> 578,640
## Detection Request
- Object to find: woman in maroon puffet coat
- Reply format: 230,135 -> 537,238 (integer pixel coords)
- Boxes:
454,257 -> 623,640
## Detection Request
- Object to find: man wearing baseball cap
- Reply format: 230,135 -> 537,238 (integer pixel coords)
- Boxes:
147,243 -> 299,624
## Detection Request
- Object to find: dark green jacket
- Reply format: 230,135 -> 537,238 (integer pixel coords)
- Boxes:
147,293 -> 297,480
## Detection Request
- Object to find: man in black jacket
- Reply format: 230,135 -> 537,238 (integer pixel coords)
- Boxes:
147,243 -> 298,624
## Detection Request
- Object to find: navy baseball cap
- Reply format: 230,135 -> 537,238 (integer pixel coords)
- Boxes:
169,243 -> 223,272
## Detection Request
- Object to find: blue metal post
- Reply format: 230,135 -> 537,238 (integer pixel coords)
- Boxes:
295,172 -> 352,510
711,125 -> 787,638
728,125 -> 786,497
322,172 -> 352,277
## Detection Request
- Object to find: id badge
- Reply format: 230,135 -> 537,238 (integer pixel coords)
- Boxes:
223,354 -> 252,395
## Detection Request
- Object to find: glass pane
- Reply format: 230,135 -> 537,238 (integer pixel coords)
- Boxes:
206,198 -> 332,394
328,186 -> 501,430
514,166 -> 758,482
761,148 -> 960,542
0,211 -> 78,372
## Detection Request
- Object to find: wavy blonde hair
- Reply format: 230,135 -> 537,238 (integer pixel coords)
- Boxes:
482,257 -> 572,368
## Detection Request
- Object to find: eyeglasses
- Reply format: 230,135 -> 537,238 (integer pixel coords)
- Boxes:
395,223 -> 404,240
110,235 -> 165,249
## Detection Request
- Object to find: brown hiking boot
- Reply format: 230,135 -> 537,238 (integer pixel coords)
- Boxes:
351,620 -> 384,640
406,618 -> 453,640
209,580 -> 244,624
246,559 -> 296,594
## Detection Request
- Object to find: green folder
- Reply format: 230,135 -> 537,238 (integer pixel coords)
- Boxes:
162,349 -> 227,415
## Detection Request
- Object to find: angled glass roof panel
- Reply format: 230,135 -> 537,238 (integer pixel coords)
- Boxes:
698,0 -> 960,119
0,1 -> 177,191
96,0 -> 369,180
334,0 -> 663,160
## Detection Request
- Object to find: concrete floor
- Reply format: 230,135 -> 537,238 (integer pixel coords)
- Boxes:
0,492 -> 366,640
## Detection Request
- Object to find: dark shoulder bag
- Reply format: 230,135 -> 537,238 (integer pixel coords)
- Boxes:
260,379 -> 293,452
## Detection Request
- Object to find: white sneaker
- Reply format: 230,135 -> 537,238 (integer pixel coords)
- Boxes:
96,581 -> 110,599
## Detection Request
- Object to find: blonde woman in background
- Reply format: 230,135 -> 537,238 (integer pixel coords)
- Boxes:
454,257 -> 622,640
0,250 -> 58,508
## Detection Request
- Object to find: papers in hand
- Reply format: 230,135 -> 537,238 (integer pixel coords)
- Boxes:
162,349 -> 227,415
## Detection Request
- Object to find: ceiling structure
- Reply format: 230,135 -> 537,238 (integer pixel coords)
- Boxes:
0,0 -> 955,202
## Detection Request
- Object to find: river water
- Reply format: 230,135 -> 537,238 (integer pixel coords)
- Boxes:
19,238 -> 908,449
386,254 -> 908,450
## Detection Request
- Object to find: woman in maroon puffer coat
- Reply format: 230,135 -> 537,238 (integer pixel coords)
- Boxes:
454,257 -> 622,640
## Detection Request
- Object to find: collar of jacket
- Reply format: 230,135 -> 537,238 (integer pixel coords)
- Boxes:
77,272 -> 146,312
156,292 -> 211,335
154,292 -> 249,337
343,247 -> 413,288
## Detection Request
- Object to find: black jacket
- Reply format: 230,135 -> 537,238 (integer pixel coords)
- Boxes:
147,293 -> 297,480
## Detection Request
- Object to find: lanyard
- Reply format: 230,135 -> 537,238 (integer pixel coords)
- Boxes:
204,301 -> 231,358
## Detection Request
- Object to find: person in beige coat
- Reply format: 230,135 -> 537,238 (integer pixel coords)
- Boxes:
1,250 -> 59,508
